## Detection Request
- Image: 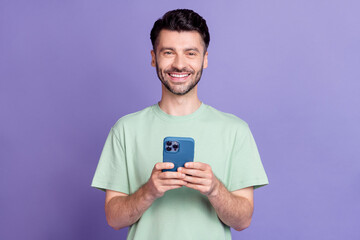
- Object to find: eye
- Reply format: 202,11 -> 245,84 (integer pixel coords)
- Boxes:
187,52 -> 197,56
164,51 -> 173,55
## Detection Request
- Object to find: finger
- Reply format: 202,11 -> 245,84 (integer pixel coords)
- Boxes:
159,171 -> 185,179
184,162 -> 209,170
183,175 -> 209,185
178,168 -> 208,178
164,185 -> 183,191
154,162 -> 174,171
185,183 -> 203,192
162,179 -> 187,186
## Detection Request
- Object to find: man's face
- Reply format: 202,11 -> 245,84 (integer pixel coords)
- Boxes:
151,30 -> 208,96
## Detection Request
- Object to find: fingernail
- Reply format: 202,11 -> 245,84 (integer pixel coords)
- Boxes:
181,174 -> 185,178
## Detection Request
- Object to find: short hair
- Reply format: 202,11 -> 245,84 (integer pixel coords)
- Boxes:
150,9 -> 210,52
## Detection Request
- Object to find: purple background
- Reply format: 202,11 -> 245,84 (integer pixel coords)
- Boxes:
1,0 -> 359,239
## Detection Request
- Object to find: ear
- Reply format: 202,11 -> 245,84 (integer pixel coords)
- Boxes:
151,50 -> 156,67
203,51 -> 208,69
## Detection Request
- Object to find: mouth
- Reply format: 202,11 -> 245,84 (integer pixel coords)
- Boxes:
167,73 -> 191,82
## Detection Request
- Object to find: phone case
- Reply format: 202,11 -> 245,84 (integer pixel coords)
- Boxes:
163,137 -> 195,172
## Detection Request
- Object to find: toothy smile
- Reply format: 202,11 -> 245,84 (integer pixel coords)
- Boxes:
167,73 -> 191,82
169,73 -> 190,77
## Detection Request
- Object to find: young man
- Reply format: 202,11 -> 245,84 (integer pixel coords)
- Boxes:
91,9 -> 268,240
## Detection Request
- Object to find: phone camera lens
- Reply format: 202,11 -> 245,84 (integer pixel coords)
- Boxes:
166,141 -> 172,146
173,144 -> 178,149
166,147 -> 172,151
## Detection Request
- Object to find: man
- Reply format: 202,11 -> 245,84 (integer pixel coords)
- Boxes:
91,9 -> 268,240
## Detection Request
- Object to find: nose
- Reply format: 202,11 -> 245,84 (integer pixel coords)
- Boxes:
172,54 -> 186,71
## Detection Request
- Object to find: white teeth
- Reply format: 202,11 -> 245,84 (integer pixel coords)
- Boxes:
169,73 -> 189,78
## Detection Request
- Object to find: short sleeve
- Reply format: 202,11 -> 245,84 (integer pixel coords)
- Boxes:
91,127 -> 130,194
227,125 -> 269,191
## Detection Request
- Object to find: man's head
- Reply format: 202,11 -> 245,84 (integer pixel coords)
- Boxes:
150,9 -> 210,53
150,9 -> 210,96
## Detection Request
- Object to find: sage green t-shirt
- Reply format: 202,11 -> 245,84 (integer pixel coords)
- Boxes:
91,103 -> 269,240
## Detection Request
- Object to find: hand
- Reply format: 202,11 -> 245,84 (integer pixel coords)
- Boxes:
144,162 -> 187,201
178,162 -> 219,197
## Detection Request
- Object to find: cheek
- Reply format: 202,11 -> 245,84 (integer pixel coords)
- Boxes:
157,60 -> 172,71
191,62 -> 204,71
190,58 -> 205,68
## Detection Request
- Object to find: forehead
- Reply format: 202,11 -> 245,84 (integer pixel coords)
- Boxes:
156,29 -> 205,51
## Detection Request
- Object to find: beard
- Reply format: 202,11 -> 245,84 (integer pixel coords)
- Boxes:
155,62 -> 204,96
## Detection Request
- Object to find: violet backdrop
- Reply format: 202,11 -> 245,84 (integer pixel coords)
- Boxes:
1,0 -> 359,239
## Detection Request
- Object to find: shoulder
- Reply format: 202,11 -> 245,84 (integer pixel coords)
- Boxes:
203,104 -> 249,130
111,105 -> 156,132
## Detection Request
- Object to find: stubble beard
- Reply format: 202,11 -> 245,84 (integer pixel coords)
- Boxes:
155,61 -> 204,96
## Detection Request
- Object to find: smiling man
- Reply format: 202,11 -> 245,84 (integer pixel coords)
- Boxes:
91,9 -> 269,240
152,29 -> 207,96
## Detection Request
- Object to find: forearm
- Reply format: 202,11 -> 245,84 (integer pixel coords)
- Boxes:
105,184 -> 155,230
208,181 -> 253,231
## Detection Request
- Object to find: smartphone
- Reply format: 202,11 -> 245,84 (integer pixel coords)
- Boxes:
162,137 -> 195,172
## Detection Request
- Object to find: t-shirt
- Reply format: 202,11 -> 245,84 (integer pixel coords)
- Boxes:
91,103 -> 269,240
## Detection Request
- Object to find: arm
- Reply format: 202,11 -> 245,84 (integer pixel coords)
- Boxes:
208,184 -> 253,231
105,187 -> 152,230
105,162 -> 187,230
178,162 -> 254,231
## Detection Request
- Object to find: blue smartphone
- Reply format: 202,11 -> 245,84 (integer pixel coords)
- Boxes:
162,137 -> 195,172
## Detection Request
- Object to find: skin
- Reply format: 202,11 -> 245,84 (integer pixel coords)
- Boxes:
105,29 -> 254,232
151,30 -> 208,116
152,30 -> 207,96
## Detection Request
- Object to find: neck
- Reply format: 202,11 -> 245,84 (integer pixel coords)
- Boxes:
158,85 -> 202,116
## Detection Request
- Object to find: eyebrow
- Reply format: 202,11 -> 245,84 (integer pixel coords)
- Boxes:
184,48 -> 201,53
159,47 -> 201,53
159,47 -> 175,52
